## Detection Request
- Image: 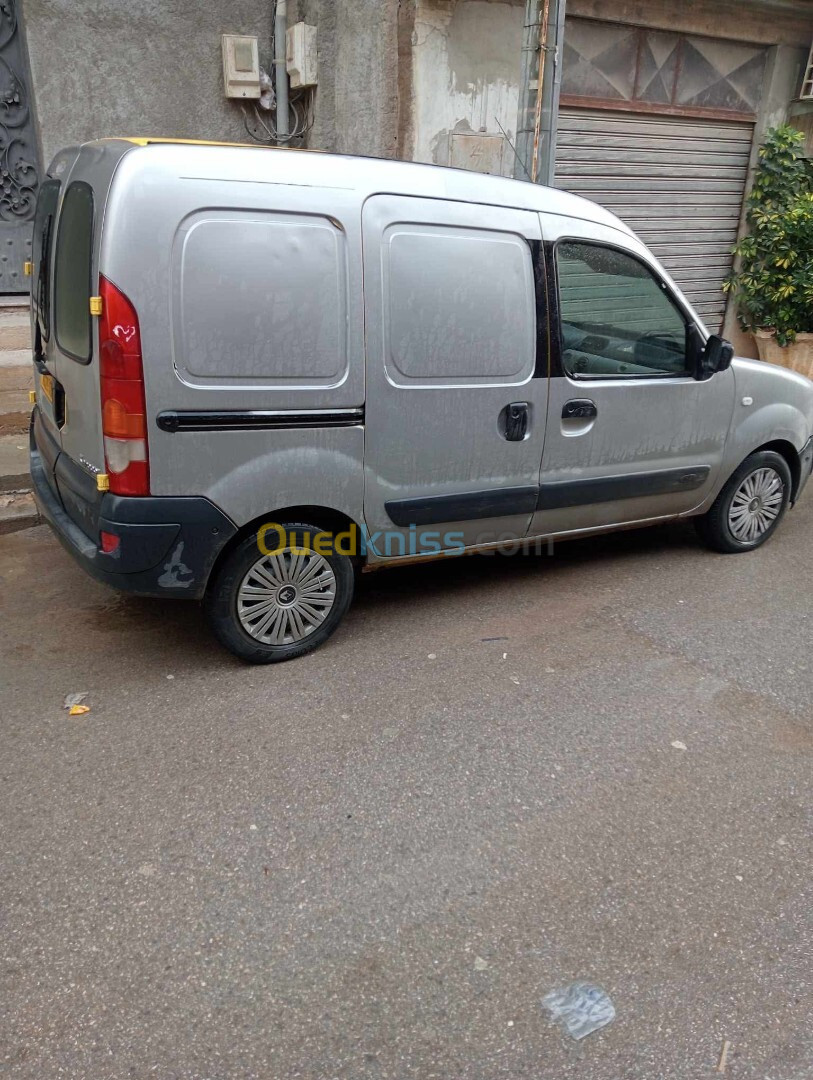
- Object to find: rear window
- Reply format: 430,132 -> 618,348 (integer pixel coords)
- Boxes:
31,179 -> 60,344
54,181 -> 94,363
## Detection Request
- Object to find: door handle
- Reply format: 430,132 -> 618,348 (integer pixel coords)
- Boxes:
501,401 -> 529,441
562,399 -> 597,420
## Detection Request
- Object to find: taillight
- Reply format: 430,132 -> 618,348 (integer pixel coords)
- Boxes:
98,275 -> 149,496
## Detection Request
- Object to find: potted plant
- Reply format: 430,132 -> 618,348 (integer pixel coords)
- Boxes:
724,125 -> 813,377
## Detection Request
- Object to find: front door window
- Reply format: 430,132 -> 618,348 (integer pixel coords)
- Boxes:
557,241 -> 690,378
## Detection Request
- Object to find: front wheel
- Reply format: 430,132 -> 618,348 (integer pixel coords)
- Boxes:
205,522 -> 355,663
695,450 -> 792,554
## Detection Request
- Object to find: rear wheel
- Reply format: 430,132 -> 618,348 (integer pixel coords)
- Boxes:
205,522 -> 355,663
695,450 -> 791,554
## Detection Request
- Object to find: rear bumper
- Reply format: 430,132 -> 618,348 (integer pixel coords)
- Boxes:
30,413 -> 236,599
795,435 -> 813,504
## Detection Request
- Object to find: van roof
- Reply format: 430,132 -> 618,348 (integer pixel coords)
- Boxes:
80,137 -> 636,239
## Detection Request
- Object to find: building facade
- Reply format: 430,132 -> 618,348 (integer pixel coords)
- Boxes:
11,0 -> 813,351
389,0 -> 813,351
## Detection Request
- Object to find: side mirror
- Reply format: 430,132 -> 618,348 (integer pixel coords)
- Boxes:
699,334 -> 734,380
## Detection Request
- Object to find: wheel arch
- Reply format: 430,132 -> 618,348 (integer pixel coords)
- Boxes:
750,439 -> 802,502
205,504 -> 366,594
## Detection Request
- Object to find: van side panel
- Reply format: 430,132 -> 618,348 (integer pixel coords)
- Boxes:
172,210 -> 349,388
100,147 -> 366,529
155,426 -> 364,527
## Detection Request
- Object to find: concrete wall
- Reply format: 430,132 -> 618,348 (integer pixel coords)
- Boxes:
290,0 -> 401,159
409,0 -> 525,174
335,0 -> 401,158
21,0 -> 273,169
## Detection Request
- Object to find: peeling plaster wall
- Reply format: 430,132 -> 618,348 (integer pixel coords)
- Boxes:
411,0 -> 525,175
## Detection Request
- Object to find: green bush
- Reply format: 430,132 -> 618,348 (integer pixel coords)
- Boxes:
724,125 -> 813,347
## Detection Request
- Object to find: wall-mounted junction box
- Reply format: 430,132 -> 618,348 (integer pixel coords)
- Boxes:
287,22 -> 318,88
222,34 -> 261,99
449,133 -> 506,176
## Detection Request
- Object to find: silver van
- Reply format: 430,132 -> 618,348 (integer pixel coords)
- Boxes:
29,138 -> 813,662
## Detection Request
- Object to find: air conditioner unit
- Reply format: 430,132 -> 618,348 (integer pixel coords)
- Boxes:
802,42 -> 813,100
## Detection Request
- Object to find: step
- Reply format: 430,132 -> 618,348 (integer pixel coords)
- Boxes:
0,360 -> 33,435
0,407 -> 30,435
0,349 -> 32,369
0,309 -> 30,352
0,491 -> 39,535
0,361 -> 33,388
0,432 -> 29,493
0,402 -> 31,435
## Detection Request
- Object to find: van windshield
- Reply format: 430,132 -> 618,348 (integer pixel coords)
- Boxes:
31,179 -> 60,349
54,181 -> 94,364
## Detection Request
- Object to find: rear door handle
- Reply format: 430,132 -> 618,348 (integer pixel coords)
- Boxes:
562,399 -> 597,420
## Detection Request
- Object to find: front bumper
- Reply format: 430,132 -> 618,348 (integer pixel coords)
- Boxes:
30,418 -> 236,600
795,435 -> 813,504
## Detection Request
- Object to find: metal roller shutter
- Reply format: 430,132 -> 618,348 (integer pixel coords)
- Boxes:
555,109 -> 754,331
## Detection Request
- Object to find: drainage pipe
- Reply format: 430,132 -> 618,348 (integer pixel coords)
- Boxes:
274,0 -> 289,142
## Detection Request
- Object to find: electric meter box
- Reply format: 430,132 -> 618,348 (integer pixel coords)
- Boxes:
286,23 -> 318,88
222,34 -> 261,99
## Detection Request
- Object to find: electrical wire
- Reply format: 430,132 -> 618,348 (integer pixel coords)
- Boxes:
241,90 -> 313,147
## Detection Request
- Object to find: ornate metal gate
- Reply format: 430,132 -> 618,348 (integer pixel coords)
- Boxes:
0,0 -> 39,294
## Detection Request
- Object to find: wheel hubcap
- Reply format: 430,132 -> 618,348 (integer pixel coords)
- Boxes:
728,467 -> 785,543
237,546 -> 336,645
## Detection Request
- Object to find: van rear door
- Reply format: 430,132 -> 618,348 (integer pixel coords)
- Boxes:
51,177 -> 102,475
30,176 -> 62,452
33,144 -> 129,538
45,169 -> 104,539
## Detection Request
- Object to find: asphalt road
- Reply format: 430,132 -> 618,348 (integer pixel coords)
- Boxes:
1,502 -> 811,1079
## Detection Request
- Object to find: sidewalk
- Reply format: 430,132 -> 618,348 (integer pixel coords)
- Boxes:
0,299 -> 37,533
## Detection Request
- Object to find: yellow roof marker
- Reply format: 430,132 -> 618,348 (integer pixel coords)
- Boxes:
100,136 -> 317,152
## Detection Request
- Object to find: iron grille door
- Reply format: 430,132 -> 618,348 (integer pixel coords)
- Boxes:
0,0 -> 40,294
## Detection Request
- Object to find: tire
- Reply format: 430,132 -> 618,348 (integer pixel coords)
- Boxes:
205,522 -> 355,663
694,450 -> 792,554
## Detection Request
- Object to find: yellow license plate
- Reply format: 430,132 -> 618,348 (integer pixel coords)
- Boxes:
39,373 -> 55,403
